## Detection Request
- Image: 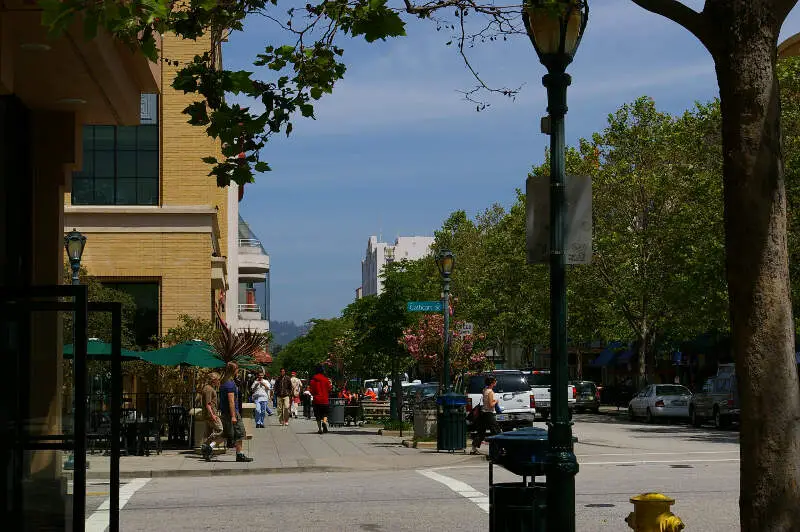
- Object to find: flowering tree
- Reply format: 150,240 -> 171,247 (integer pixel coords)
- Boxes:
402,314 -> 490,381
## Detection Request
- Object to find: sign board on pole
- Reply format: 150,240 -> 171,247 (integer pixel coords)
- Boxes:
459,322 -> 474,336
526,174 -> 592,265
407,301 -> 444,312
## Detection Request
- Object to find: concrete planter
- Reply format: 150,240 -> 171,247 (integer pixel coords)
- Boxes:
414,408 -> 438,440
241,402 -> 256,439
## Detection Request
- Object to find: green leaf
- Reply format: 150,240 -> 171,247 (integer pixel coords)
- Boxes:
202,156 -> 218,164
254,162 -> 271,173
300,104 -> 315,118
310,87 -> 324,100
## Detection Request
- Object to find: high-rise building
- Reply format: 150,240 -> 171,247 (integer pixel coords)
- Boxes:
360,235 -> 435,296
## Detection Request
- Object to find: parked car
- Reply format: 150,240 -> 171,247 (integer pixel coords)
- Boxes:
689,373 -> 739,429
457,370 -> 536,430
522,370 -> 576,420
570,380 -> 600,414
628,384 -> 692,423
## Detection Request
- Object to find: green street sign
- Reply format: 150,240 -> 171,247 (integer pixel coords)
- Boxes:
407,301 -> 443,312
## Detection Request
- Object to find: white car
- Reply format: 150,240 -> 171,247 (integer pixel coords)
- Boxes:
458,370 -> 536,430
628,384 -> 692,423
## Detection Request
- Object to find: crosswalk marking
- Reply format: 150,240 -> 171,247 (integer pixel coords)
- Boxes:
418,469 -> 490,514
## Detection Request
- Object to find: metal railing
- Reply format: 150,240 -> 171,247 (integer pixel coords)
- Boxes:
238,239 -> 268,255
238,303 -> 265,320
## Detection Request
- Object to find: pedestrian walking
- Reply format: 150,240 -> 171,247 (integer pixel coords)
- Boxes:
219,361 -> 253,462
309,365 -> 332,434
270,374 -> 277,409
290,371 -> 303,418
470,376 -> 501,455
200,372 -> 225,461
250,370 -> 273,427
302,385 -> 313,419
274,367 -> 293,426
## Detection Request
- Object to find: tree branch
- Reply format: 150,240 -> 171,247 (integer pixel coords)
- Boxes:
630,0 -> 709,49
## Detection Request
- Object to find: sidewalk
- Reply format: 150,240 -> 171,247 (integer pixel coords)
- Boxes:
79,415 -> 481,479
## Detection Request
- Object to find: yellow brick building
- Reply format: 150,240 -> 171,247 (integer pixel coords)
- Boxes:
63,34 -> 249,345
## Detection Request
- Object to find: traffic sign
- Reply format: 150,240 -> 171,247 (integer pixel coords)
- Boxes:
459,322 -> 474,336
407,301 -> 444,312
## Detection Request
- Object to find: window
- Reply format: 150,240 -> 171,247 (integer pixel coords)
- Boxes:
103,282 -> 159,349
714,377 -> 731,393
655,385 -> 691,396
72,125 -> 159,205
525,371 -> 551,387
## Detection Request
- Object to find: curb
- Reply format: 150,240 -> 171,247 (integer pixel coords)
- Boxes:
401,439 -> 437,449
72,464 -> 354,480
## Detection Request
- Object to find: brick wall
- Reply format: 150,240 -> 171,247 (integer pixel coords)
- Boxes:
74,232 -> 212,334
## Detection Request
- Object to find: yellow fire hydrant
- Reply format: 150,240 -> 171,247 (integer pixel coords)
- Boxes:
625,493 -> 685,532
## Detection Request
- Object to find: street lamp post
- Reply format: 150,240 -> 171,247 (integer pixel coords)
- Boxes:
523,2 -> 588,530
64,228 -> 87,471
435,250 -> 455,391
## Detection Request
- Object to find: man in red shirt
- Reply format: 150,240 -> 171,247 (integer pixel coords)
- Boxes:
309,365 -> 333,434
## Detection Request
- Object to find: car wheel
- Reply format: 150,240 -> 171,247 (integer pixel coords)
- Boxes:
628,406 -> 635,421
714,407 -> 728,429
690,407 -> 701,428
646,408 -> 654,424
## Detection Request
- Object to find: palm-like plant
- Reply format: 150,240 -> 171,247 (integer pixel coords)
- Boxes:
211,322 -> 268,365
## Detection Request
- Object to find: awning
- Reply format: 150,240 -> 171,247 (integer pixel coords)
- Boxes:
590,342 -> 625,367
615,348 -> 635,365
63,338 -> 141,360
138,340 -> 225,368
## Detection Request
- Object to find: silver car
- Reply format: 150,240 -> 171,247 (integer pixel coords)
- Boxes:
628,384 -> 692,423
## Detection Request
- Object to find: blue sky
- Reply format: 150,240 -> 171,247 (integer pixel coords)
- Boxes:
225,1 -> 800,325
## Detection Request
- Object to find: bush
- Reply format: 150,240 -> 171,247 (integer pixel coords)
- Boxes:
383,419 -> 412,431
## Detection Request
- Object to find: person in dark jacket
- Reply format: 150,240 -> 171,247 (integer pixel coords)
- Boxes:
274,368 -> 293,426
309,366 -> 333,434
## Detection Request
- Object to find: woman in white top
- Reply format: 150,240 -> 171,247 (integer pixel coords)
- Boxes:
251,371 -> 273,428
471,376 -> 502,454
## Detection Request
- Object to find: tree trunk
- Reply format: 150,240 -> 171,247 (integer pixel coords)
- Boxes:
712,3 -> 800,528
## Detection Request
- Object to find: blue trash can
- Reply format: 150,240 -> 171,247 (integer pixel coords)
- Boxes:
436,392 -> 467,452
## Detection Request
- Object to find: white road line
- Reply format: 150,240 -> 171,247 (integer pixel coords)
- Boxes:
576,450 -> 739,457
418,469 -> 490,514
85,478 -> 151,532
581,458 -> 739,466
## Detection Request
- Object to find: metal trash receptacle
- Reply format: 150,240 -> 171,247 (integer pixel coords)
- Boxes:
436,392 -> 467,452
329,397 -> 346,426
490,482 -> 548,532
487,427 -> 550,532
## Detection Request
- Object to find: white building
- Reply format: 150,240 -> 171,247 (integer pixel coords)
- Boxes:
225,185 -> 270,333
360,235 -> 435,296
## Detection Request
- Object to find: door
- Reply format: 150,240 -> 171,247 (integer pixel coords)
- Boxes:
697,379 -> 714,416
1,287 -> 123,532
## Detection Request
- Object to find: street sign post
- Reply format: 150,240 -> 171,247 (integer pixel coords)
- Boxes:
407,301 -> 444,312
459,322 -> 474,336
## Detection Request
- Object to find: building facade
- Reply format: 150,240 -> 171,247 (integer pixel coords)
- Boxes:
360,235 -> 435,296
0,4 -> 161,528
62,34 -> 265,345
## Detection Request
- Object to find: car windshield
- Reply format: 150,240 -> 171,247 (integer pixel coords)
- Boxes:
655,385 -> 691,396
526,372 -> 551,386
466,374 -> 529,394
573,382 -> 596,393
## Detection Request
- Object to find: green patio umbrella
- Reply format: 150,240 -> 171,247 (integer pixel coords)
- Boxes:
138,340 -> 226,368
63,338 -> 141,360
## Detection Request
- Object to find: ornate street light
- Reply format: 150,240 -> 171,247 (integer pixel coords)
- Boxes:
523,1 -> 588,530
63,228 -> 87,471
64,228 -> 87,285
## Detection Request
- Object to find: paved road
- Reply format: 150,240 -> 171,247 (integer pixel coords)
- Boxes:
104,413 -> 740,531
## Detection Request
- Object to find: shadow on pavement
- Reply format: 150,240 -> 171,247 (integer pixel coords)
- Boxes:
626,425 -> 740,444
